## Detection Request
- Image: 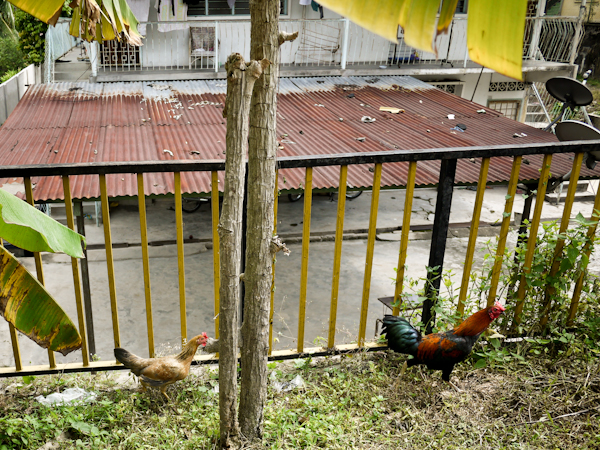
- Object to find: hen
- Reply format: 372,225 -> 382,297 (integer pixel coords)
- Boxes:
114,333 -> 208,400
382,302 -> 505,381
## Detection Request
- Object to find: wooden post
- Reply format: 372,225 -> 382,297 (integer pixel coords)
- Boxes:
218,52 -> 267,448
422,159 -> 457,334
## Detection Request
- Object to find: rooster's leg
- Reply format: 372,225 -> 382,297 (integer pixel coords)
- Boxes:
140,380 -> 148,393
399,360 -> 408,377
160,386 -> 171,402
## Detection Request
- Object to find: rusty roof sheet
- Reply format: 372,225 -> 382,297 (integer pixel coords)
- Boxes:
0,76 -> 596,202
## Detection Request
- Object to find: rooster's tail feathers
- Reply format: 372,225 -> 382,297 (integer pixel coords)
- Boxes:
114,348 -> 150,375
381,315 -> 421,355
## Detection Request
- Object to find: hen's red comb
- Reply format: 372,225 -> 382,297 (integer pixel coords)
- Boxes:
202,332 -> 208,338
494,302 -> 506,311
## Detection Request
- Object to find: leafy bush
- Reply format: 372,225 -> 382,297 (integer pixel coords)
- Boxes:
0,36 -> 22,79
0,68 -> 18,83
14,9 -> 47,66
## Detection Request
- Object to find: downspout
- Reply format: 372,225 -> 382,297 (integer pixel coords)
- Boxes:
528,0 -> 547,60
569,0 -> 588,66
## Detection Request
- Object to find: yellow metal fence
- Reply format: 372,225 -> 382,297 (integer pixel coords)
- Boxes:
1,141 -> 599,377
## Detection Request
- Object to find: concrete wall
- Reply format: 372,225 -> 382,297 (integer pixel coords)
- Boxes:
561,0 -> 600,22
0,65 -> 41,126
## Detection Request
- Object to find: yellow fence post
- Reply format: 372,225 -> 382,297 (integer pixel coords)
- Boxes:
62,175 -> 90,366
99,174 -> 121,349
392,161 -> 417,316
328,165 -> 348,348
358,163 -> 383,346
513,154 -> 552,327
137,173 -> 155,358
567,178 -> 600,326
174,172 -> 187,346
1,237 -> 23,371
457,158 -> 490,317
24,177 -> 56,369
540,152 -> 584,329
298,167 -> 313,353
487,156 -> 522,307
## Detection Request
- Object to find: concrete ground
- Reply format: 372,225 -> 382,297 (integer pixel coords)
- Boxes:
2,181 -> 600,369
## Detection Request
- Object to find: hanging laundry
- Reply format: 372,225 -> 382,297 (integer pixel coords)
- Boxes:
300,0 -> 311,5
228,0 -> 236,9
156,0 -> 188,32
127,0 -> 150,35
311,1 -> 324,18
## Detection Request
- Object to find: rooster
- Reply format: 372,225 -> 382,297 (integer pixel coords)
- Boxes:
114,333 -> 209,401
382,302 -> 505,382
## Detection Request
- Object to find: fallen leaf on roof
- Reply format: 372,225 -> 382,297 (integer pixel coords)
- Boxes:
379,107 -> 404,114
190,151 -> 201,155
477,109 -> 486,113
163,149 -> 174,156
361,116 -> 376,123
355,137 -> 366,142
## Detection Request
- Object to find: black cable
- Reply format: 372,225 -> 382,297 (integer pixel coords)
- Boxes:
470,66 -> 485,102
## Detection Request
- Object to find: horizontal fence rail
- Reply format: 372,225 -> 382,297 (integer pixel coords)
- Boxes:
81,15 -> 578,77
1,140 -> 600,377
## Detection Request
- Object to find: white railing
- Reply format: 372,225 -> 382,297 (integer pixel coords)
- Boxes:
44,18 -> 78,83
48,16 -> 581,77
524,16 -> 582,63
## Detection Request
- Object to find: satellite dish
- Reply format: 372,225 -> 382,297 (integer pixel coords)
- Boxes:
543,77 -> 594,132
546,77 -> 593,107
555,120 -> 600,141
555,120 -> 600,170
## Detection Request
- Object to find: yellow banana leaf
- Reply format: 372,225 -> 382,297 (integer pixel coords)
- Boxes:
438,0 -> 459,33
467,0 -> 527,81
0,246 -> 82,356
7,0 -> 63,25
316,0 -> 527,80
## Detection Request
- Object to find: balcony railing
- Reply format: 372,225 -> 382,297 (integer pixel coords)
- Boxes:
1,141 -> 599,377
68,16 -> 580,76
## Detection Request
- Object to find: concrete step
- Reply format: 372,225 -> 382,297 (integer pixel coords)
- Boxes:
54,61 -> 91,71
53,70 -> 92,82
545,181 -> 596,203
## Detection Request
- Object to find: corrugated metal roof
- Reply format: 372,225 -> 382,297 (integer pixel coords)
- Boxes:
0,76 -> 594,202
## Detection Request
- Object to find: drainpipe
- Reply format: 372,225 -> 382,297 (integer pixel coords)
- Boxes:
214,21 -> 219,73
340,18 -> 350,70
569,0 -> 588,65
90,41 -> 98,81
528,0 -> 547,60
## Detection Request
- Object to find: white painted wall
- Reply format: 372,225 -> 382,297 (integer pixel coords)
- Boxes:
0,65 -> 41,125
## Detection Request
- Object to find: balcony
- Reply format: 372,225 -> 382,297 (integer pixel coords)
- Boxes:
46,16 -> 581,84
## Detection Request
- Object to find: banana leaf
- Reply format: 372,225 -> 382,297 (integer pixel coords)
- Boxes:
0,246 -> 82,355
316,0 -> 527,80
0,188 -> 85,258
9,0 -> 142,46
7,0 -> 63,25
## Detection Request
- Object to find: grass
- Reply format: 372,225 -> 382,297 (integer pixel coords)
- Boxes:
1,341 -> 599,450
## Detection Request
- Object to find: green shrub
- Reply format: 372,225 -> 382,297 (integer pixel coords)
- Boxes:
0,68 -> 18,83
14,9 -> 47,66
0,36 -> 22,78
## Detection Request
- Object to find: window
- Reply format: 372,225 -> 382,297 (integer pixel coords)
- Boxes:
187,0 -> 287,16
488,100 -> 521,121
455,0 -> 468,14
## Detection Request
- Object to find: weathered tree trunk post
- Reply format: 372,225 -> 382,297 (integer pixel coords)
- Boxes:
218,53 -> 267,448
239,0 -> 297,440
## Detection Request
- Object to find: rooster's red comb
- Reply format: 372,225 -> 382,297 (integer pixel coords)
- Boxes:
202,332 -> 208,338
494,302 -> 506,311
